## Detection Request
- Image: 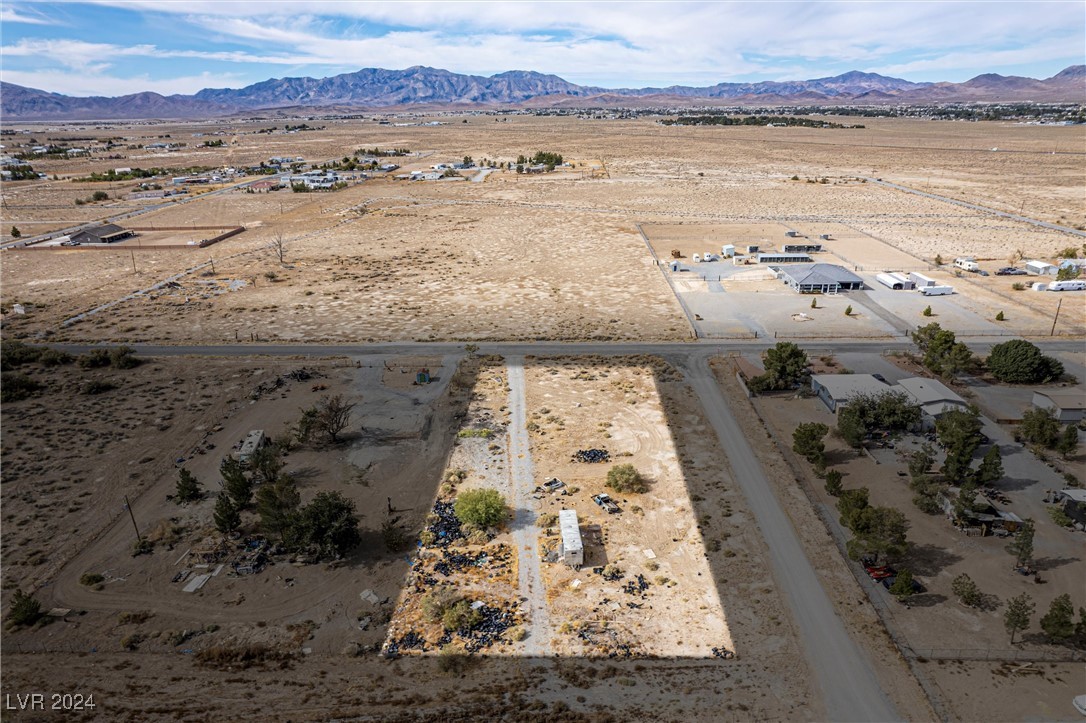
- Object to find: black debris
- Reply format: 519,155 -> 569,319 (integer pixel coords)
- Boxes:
622,574 -> 650,595
594,566 -> 623,582
711,647 -> 736,659
460,604 -> 517,654
386,631 -> 426,657
574,448 -> 610,463
426,501 -> 464,547
433,549 -> 490,577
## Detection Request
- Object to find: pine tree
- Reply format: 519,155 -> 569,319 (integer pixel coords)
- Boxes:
1003,593 -> 1034,644
888,569 -> 915,599
1055,424 -> 1079,459
256,475 -> 301,542
1006,519 -> 1035,568
175,468 -> 201,504
951,573 -> 981,607
1039,594 -> 1075,641
220,456 -> 252,508
213,493 -> 241,535
975,446 -> 1003,485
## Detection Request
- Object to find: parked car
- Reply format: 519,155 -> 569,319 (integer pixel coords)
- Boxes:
976,270 -> 990,276
995,267 -> 1016,275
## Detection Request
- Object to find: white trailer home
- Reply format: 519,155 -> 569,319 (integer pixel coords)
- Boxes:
558,509 -> 583,568
954,258 -> 979,272
1048,279 -> 1086,292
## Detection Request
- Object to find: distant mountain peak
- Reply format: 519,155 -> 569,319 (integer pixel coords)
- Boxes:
2,65 -> 1082,120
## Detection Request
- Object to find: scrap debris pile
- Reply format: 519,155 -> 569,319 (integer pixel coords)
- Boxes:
250,367 -> 325,399
621,574 -> 650,597
573,448 -> 610,463
432,546 -> 511,578
425,501 -> 464,546
711,646 -> 736,660
593,566 -> 623,582
385,631 -> 427,656
576,624 -> 639,659
384,597 -> 521,657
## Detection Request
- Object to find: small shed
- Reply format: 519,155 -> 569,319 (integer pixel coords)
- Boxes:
1025,260 -> 1058,276
1032,390 -> 1086,423
720,244 -> 735,258
558,509 -> 583,568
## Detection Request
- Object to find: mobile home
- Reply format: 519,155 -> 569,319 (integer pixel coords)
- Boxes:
954,258 -> 979,272
1048,280 -> 1086,292
558,509 -> 583,568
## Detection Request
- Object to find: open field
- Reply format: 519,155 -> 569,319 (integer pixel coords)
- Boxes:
3,115 -> 1084,343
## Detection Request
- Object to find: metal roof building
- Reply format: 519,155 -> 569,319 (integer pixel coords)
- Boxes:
1032,389 -> 1086,423
70,223 -> 134,244
811,374 -> 891,412
775,263 -> 864,293
896,377 -> 967,418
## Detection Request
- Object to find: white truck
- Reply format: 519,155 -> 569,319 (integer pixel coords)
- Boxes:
919,285 -> 953,296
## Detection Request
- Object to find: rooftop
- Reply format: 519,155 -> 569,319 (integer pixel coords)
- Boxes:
811,373 -> 889,400
1033,389 -> 1086,410
777,263 -> 863,286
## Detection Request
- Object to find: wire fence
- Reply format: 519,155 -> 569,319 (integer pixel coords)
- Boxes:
910,647 -> 1085,663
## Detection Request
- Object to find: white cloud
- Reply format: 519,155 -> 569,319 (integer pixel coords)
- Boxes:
0,6 -> 55,25
2,68 -> 245,96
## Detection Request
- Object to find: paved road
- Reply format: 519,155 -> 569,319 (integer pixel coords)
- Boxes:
505,358 -> 552,655
46,338 -> 1085,359
683,353 -> 900,722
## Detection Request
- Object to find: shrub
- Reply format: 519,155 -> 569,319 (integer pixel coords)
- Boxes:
110,346 -> 140,369
422,588 -> 463,623
39,349 -> 73,367
824,470 -> 843,496
121,634 -> 143,650
995,311 -> 1005,321
951,573 -> 981,607
91,190 -> 109,202
606,464 -> 649,493
537,512 -> 559,528
79,573 -> 105,587
844,305 -> 852,316
922,305 -> 932,317
987,340 -> 1063,384
442,599 -> 483,631
0,372 -> 43,402
381,520 -> 411,552
82,380 -> 117,395
1048,506 -> 1073,527
454,488 -> 507,528
1012,282 -> 1025,291
78,349 -> 112,368
6,589 -> 43,626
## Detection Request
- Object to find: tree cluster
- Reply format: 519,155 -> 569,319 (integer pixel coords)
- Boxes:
986,340 -> 1064,384
912,323 -> 977,378
836,487 -> 910,563
836,390 -> 921,448
293,395 -> 356,445
1018,408 -> 1078,457
748,342 -> 809,393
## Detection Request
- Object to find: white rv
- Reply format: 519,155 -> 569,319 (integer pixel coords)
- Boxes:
1048,280 -> 1086,292
954,258 -> 979,272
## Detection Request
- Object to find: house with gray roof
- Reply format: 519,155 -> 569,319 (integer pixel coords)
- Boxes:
774,263 -> 864,293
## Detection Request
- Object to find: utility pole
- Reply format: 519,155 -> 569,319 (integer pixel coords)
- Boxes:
130,248 -> 136,273
124,495 -> 141,542
1050,297 -> 1062,336
209,257 -> 215,274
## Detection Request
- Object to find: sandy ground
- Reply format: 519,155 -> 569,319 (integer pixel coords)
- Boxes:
3,115 -> 1084,343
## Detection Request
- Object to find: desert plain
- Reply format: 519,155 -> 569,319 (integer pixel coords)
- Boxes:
1,111 -> 1084,721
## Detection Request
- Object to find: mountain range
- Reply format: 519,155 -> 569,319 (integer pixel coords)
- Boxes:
2,65 -> 1083,120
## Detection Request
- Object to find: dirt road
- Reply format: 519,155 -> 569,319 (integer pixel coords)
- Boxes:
683,353 -> 900,722
505,357 -> 552,656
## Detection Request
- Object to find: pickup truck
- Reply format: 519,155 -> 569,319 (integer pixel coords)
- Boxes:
592,493 -> 621,514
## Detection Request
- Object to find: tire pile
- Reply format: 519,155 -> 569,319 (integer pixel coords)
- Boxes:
573,448 -> 610,463
426,501 -> 464,546
459,604 -> 517,653
384,630 -> 427,656
711,646 -> 736,659
622,574 -> 650,596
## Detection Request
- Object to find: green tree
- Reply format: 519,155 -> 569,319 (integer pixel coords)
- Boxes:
912,322 -> 975,377
1056,265 -> 1080,281
836,407 -> 868,448
836,487 -> 870,529
987,340 -> 1064,383
995,311 -> 1005,321
755,342 -> 809,391
1004,592 -> 1034,644
249,443 -> 283,484
951,573 -> 981,607
1006,519 -> 1035,567
213,493 -> 241,535
792,422 -> 829,466
175,468 -> 202,504
824,469 -> 843,496
10,226 -> 21,238
606,464 -> 649,493
846,506 -> 910,563
936,408 -> 984,483
256,475 -> 301,542
1019,408 -> 1061,448
1055,424 -> 1079,459
6,589 -> 43,627
1039,593 -> 1075,641
888,569 -> 916,599
922,305 -> 932,317
844,305 -> 853,316
454,488 -> 507,528
296,491 -> 361,560
220,456 -> 252,508
975,445 -> 1004,485
908,444 -> 935,480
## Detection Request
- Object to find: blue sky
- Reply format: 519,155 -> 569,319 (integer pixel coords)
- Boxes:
1,1 -> 1083,96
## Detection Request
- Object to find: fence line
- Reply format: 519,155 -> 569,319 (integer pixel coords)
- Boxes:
911,647 -> 1085,663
